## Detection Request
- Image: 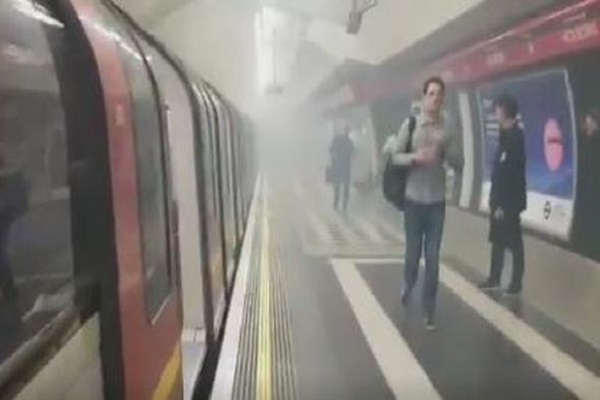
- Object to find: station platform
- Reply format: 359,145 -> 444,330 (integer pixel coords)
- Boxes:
211,174 -> 600,400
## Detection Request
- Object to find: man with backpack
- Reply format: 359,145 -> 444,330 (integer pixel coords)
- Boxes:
384,77 -> 462,330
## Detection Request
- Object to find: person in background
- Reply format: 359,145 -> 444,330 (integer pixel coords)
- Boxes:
573,108 -> 600,260
385,76 -> 462,330
329,124 -> 354,214
479,94 -> 527,295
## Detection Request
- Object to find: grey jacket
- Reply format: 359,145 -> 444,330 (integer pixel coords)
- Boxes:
384,114 -> 462,204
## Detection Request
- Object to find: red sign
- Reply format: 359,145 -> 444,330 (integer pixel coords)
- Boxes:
438,19 -> 600,84
351,0 -> 600,104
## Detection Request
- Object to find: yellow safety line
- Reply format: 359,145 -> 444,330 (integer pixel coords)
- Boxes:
256,186 -> 272,400
152,343 -> 181,400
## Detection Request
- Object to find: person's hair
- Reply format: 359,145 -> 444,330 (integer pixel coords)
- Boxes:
422,76 -> 445,96
493,94 -> 519,119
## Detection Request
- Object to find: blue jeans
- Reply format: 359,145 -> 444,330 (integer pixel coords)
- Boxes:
403,200 -> 446,316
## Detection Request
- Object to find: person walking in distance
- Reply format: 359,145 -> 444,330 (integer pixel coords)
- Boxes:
329,124 -> 354,213
386,77 -> 462,330
479,94 -> 527,295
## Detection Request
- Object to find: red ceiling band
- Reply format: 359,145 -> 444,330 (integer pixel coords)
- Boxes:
433,0 -> 600,84
350,0 -> 600,105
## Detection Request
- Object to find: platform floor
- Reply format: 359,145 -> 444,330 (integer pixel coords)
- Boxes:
212,174 -> 600,400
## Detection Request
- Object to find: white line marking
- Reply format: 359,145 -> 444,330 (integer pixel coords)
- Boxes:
331,258 -> 442,400
211,175 -> 262,400
375,219 -> 403,240
355,217 -> 386,242
440,263 -> 600,400
329,212 -> 362,242
357,258 -> 600,399
306,208 -> 331,244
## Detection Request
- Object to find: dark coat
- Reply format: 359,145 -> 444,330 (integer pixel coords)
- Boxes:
489,124 -> 527,246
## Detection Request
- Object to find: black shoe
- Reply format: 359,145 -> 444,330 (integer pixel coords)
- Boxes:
424,315 -> 436,331
478,280 -> 500,291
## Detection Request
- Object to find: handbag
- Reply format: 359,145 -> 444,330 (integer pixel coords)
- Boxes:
382,116 -> 416,210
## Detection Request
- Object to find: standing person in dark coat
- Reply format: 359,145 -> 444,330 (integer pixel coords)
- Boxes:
329,125 -> 354,213
479,94 -> 527,295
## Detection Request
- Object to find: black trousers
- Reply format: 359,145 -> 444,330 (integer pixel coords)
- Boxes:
488,220 -> 525,290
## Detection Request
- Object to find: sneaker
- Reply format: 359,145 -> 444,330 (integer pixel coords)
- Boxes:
424,315 -> 436,331
478,280 -> 500,291
504,286 -> 521,297
401,288 -> 411,306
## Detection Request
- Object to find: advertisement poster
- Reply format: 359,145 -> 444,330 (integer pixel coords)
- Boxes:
477,69 -> 577,239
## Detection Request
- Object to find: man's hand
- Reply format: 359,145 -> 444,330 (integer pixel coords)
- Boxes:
413,147 -> 436,166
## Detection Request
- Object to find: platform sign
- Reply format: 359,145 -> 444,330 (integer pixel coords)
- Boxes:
476,69 -> 577,240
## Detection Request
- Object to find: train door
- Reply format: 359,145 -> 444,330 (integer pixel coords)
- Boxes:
193,85 -> 226,335
70,1 -> 182,399
229,111 -> 242,243
205,90 -> 236,286
139,42 -> 209,396
228,110 -> 244,241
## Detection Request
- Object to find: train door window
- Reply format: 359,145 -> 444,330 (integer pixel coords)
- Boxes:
198,88 -> 220,221
204,104 -> 219,218
205,95 -> 228,221
209,96 -> 234,262
105,14 -> 171,319
193,85 -> 226,322
0,0 -> 75,364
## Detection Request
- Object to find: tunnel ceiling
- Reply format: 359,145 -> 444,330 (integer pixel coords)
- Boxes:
110,0 -> 572,113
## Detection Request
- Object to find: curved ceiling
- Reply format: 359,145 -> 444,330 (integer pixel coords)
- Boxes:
113,0 -> 567,112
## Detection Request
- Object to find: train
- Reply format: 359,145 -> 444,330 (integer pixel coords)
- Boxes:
0,0 -> 255,399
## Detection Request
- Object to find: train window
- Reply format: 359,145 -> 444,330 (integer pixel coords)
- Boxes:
196,87 -> 219,218
0,0 -> 75,364
106,15 -> 171,319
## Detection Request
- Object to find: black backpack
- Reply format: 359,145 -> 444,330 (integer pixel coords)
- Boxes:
382,116 -> 416,210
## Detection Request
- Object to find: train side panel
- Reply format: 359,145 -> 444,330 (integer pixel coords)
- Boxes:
70,0 -> 182,398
